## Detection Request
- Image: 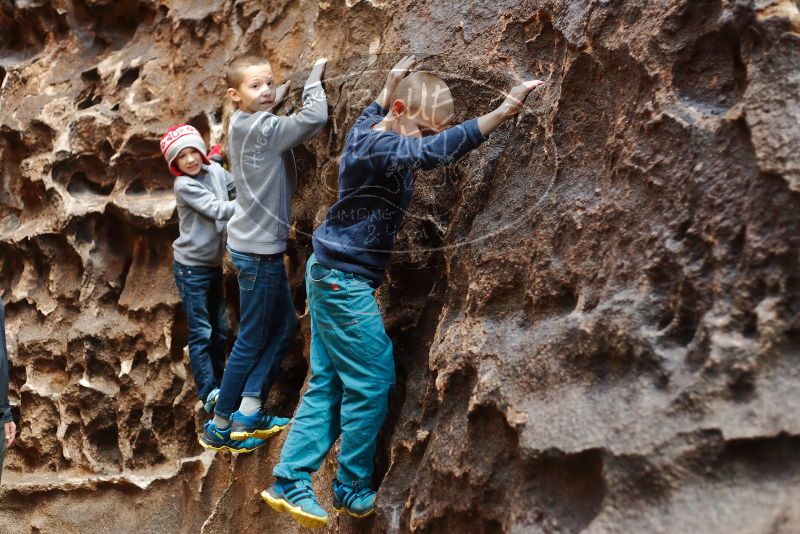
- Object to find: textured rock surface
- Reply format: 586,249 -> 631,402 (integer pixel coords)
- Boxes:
1,0 -> 799,532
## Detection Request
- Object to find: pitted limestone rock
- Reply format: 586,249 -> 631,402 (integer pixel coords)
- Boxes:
0,0 -> 799,532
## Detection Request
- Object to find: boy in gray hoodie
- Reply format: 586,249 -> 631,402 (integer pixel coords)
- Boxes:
199,54 -> 328,451
160,125 -> 241,426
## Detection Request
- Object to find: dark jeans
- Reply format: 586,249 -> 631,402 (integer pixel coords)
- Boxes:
173,261 -> 228,401
214,248 -> 298,419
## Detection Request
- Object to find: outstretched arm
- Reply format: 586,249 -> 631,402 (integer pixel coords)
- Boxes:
373,119 -> 484,171
271,80 -> 291,111
351,56 -> 416,128
304,57 -> 327,88
372,79 -> 544,172
253,58 -> 329,152
476,80 -> 544,136
175,178 -> 236,221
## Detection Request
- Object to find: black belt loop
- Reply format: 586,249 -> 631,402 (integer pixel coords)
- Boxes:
260,251 -> 284,262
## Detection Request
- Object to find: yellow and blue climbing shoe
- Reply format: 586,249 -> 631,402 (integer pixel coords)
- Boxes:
261,478 -> 328,529
332,479 -> 376,518
229,410 -> 290,440
198,420 -> 265,453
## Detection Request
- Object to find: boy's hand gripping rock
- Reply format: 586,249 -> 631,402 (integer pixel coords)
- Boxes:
273,80 -> 291,108
306,58 -> 328,87
477,79 -> 544,136
387,55 -> 416,86
377,55 -> 416,109
497,80 -> 544,119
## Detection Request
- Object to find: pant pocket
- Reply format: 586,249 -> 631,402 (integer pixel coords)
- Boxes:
352,298 -> 394,383
232,256 -> 259,291
308,261 -> 333,284
315,294 -> 364,346
173,270 -> 185,296
316,280 -> 394,384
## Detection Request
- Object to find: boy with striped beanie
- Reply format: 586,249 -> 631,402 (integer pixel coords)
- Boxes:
160,124 -> 263,453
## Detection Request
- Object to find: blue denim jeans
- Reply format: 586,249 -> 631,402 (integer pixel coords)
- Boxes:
274,254 -> 394,487
214,248 -> 298,419
172,261 -> 227,401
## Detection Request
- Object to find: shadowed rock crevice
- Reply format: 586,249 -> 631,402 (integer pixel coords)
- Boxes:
673,27 -> 748,114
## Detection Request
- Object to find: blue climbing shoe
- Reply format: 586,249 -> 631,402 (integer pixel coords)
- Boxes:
261,478 -> 328,529
332,479 -> 376,518
229,410 -> 290,440
198,420 -> 265,453
203,388 -> 220,414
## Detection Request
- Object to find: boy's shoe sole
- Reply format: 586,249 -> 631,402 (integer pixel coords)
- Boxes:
230,422 -> 289,441
197,436 -> 262,454
333,505 -> 375,519
261,490 -> 328,529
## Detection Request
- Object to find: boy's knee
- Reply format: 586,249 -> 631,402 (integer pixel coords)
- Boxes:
357,378 -> 393,402
376,378 -> 393,395
187,322 -> 214,343
232,332 -> 263,355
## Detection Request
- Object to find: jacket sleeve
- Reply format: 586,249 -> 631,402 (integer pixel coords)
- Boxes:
354,101 -> 387,129
0,299 -> 14,424
209,162 -> 237,201
371,118 -> 486,171
174,177 -> 236,221
253,82 -> 328,153
225,171 -> 237,201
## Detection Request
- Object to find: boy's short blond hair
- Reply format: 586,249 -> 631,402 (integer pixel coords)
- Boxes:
225,54 -> 270,89
393,72 -> 454,125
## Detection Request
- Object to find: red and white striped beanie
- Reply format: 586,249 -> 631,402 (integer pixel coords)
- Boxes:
159,124 -> 210,176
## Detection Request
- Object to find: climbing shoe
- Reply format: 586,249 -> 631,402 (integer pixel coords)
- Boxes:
229,410 -> 290,440
332,479 -> 376,518
203,388 -> 220,414
262,478 -> 328,529
198,420 -> 265,453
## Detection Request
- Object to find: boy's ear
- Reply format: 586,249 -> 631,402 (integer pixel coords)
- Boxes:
227,87 -> 241,103
391,99 -> 406,118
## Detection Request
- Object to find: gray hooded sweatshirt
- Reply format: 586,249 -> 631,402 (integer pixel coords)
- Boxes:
226,81 -> 327,255
173,161 -> 236,267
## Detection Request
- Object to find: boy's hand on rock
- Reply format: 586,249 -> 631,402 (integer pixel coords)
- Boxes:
274,80 -> 291,107
497,80 -> 544,119
378,55 -> 416,109
307,57 -> 327,85
387,55 -> 416,86
477,79 -> 545,136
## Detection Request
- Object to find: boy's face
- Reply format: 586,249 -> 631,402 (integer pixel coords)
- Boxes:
227,63 -> 276,114
175,147 -> 204,176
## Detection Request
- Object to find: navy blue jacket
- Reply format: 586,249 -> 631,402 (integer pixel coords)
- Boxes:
312,102 -> 486,285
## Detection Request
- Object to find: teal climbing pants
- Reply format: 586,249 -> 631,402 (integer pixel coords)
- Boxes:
273,254 -> 394,487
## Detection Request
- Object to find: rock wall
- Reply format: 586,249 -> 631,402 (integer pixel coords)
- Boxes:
1,0 -> 799,532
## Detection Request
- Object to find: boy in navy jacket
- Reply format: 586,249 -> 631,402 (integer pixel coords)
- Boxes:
265,56 -> 543,527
